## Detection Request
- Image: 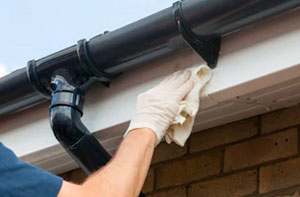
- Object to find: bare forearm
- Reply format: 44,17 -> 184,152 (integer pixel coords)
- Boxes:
58,71 -> 193,197
81,128 -> 156,196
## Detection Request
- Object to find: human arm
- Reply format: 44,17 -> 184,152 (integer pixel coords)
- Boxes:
59,128 -> 155,197
59,70 -> 193,197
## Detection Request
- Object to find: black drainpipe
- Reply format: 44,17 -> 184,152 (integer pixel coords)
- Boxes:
0,0 -> 299,194
49,73 -> 111,174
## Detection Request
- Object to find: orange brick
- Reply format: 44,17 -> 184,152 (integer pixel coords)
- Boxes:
156,151 -> 222,189
224,128 -> 298,172
278,192 -> 300,197
143,168 -> 155,193
59,168 -> 87,184
152,142 -> 187,164
260,158 -> 300,194
275,192 -> 300,197
153,187 -> 186,197
189,170 -> 257,197
261,105 -> 300,134
190,117 -> 258,153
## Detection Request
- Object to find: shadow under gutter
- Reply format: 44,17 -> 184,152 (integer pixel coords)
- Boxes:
0,0 -> 299,195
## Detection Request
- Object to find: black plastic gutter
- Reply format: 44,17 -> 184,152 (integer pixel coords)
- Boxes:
1,0 -> 299,116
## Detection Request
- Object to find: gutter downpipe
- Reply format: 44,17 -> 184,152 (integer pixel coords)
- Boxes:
49,74 -> 111,174
0,0 -> 299,194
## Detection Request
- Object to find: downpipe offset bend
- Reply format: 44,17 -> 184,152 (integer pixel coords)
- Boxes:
49,73 -> 145,196
49,73 -> 111,174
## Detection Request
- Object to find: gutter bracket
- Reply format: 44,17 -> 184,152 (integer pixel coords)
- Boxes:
26,60 -> 51,99
77,39 -> 121,84
173,1 -> 221,68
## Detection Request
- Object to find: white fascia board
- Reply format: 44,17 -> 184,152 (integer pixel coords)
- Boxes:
0,10 -> 300,174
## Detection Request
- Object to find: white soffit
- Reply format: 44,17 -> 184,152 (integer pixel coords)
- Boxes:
0,10 -> 300,174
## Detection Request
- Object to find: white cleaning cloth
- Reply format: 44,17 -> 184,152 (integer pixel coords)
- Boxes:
165,65 -> 212,146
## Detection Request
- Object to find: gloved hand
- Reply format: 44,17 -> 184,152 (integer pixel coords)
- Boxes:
124,70 -> 194,146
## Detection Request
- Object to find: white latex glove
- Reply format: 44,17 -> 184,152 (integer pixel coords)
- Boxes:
124,70 -> 194,146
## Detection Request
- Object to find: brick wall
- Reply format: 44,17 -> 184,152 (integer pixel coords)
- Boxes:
60,104 -> 300,197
